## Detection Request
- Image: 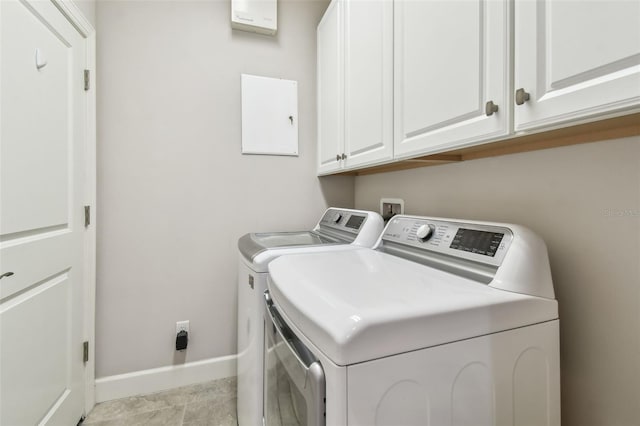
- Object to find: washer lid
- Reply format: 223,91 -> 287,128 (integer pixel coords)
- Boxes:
238,208 -> 385,272
238,208 -> 385,261
239,231 -> 342,261
267,249 -> 558,366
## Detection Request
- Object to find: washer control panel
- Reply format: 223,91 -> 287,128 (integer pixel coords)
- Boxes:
382,216 -> 513,267
319,209 -> 368,234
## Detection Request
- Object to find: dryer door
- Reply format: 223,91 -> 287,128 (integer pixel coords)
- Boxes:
264,291 -> 325,426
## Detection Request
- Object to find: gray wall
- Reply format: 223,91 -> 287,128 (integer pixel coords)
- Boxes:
354,136 -> 640,426
95,0 -> 351,377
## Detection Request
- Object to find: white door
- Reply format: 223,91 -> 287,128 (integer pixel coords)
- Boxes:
394,0 -> 509,159
1,0 -> 87,424
514,0 -> 640,131
317,0 -> 343,175
343,0 -> 393,169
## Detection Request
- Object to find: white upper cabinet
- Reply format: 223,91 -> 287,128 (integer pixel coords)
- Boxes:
317,0 -> 640,175
317,0 -> 393,175
394,0 -> 510,159
343,0 -> 393,169
514,0 -> 640,131
317,0 -> 343,174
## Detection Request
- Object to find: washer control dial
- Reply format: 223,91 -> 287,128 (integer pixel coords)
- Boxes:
416,224 -> 435,242
333,213 -> 343,223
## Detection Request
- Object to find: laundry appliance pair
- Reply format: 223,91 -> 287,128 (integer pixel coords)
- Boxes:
239,209 -> 560,426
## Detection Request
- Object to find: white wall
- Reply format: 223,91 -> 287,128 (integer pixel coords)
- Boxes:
354,136 -> 640,426
95,0 -> 352,378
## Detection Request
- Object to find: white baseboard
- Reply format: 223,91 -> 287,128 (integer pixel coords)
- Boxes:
94,355 -> 237,403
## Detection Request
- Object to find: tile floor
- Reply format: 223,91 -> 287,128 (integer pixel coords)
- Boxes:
83,377 -> 237,426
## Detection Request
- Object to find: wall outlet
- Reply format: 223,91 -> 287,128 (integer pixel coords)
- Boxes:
176,320 -> 189,334
380,198 -> 404,220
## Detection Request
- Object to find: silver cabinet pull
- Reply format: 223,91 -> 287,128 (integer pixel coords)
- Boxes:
0,272 -> 14,280
341,153 -> 347,160
515,88 -> 530,105
336,154 -> 341,161
485,101 -> 499,116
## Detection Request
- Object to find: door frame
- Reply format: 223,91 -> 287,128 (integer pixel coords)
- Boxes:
50,0 -> 97,415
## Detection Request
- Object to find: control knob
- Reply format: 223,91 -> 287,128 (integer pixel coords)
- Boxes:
333,213 -> 343,223
416,224 -> 435,242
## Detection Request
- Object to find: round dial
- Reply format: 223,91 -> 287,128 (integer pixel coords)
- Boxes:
333,213 -> 343,223
416,224 -> 434,242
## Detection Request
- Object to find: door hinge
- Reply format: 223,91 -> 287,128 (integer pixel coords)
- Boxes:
84,69 -> 90,91
84,205 -> 90,227
83,341 -> 89,363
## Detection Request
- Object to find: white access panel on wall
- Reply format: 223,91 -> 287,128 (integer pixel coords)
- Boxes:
241,74 -> 298,156
231,0 -> 277,36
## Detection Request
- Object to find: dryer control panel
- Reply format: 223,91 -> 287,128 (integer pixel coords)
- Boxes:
378,214 -> 555,298
381,216 -> 514,267
318,209 -> 368,234
313,208 -> 384,249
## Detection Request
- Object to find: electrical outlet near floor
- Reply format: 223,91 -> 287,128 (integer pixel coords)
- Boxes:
380,198 -> 404,220
176,320 -> 189,334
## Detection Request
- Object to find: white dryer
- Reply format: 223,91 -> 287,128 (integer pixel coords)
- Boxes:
236,208 -> 383,426
265,215 -> 560,426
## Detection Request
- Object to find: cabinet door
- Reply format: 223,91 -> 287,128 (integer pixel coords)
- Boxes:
343,0 -> 393,169
394,0 -> 509,159
514,0 -> 640,131
317,0 -> 343,175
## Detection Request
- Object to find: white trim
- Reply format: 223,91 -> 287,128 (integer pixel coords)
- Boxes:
51,0 -> 95,37
84,27 -> 98,420
82,28 -> 97,416
95,355 -> 238,402
49,0 -> 97,416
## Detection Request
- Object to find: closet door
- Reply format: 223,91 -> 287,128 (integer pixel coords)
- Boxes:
0,0 -> 88,424
514,0 -> 640,131
394,0 -> 509,159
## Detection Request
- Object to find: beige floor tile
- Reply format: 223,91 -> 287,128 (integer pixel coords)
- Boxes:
84,377 -> 237,426
183,398 -> 237,425
84,406 -> 185,426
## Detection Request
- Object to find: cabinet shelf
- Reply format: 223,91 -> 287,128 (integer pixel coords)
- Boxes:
335,112 -> 640,176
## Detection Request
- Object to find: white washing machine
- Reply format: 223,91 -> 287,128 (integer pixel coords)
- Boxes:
236,208 -> 384,426
264,215 -> 560,426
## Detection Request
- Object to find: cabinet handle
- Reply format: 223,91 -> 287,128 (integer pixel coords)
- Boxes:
0,272 -> 14,280
341,153 -> 347,160
515,88 -> 530,105
336,154 -> 341,161
485,100 -> 499,116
